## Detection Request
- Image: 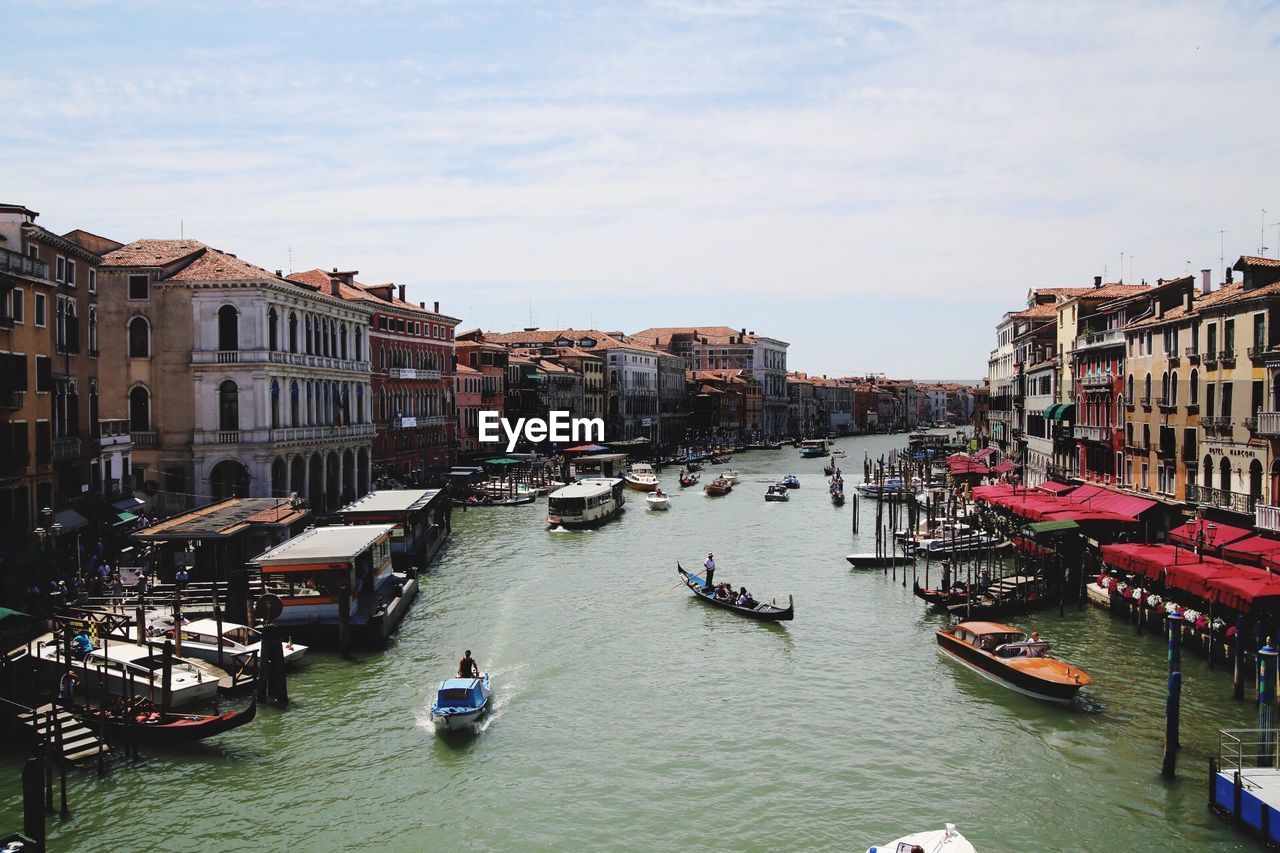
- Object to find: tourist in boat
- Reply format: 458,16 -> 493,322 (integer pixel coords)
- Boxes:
704,553 -> 716,587
457,650 -> 480,679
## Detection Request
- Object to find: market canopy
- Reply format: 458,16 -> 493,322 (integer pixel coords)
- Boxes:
1207,568 -> 1280,612
1036,481 -> 1076,496
992,460 -> 1017,474
563,444 -> 608,453
1168,520 -> 1253,550
1164,560 -> 1238,600
1099,543 -> 1190,579
1222,535 -> 1280,565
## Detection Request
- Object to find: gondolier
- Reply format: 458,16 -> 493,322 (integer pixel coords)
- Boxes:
703,553 -> 716,587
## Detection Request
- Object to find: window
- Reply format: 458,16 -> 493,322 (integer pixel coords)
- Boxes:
55,257 -> 65,282
129,386 -> 151,432
217,305 -> 239,351
1256,313 -> 1267,352
35,356 -> 51,392
88,307 -> 98,355
1225,319 -> 1236,355
128,317 -> 150,358
1170,371 -> 1178,405
128,274 -> 149,300
1222,383 -> 1232,418
268,307 -> 279,351
34,293 -> 46,327
65,258 -> 76,286
10,288 -> 23,323
1190,370 -> 1198,404
88,269 -> 96,294
1207,383 -> 1216,417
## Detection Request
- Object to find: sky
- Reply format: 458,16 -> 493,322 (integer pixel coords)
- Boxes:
4,0 -> 1280,379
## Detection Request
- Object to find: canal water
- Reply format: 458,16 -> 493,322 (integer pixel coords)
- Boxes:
0,433 -> 1264,850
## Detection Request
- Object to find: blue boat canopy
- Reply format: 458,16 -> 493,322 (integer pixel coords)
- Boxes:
437,678 -> 485,708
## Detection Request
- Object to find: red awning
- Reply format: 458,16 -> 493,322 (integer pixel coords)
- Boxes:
974,448 -> 996,459
1043,508 -> 1137,524
973,484 -> 1017,500
1164,560 -> 1238,600
1075,490 -> 1157,519
1207,568 -> 1280,612
1224,535 -> 1280,565
1099,543 -> 1191,579
1036,481 -> 1075,496
1067,484 -> 1104,501
992,460 -> 1017,474
1013,536 -> 1053,558
1168,520 -> 1253,550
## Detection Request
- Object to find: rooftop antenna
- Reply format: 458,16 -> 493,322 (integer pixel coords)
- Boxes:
1272,221 -> 1280,260
180,218 -> 184,238
1262,209 -> 1270,256
1129,255 -> 1134,283
1220,230 -> 1227,272
287,245 -> 294,274
1119,252 -> 1125,283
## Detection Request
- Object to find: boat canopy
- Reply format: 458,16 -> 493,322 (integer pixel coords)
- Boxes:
437,678 -> 485,708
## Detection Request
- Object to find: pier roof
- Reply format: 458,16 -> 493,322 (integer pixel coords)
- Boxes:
338,489 -> 441,515
136,498 -> 310,541
251,524 -> 393,565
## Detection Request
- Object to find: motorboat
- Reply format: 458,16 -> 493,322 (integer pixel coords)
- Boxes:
896,520 -> 970,543
721,469 -> 741,484
679,470 -> 700,488
765,483 -> 790,502
704,476 -> 733,496
915,531 -> 1006,557
868,823 -> 974,853
145,617 -> 309,669
430,674 -> 492,732
677,565 -> 793,622
646,488 -> 671,510
946,575 -> 1055,620
856,477 -> 917,500
623,463 -> 660,492
780,474 -> 800,489
831,449 -> 846,458
936,621 -> 1090,703
31,633 -> 220,708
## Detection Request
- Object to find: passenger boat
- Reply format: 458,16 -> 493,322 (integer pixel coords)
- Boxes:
677,565 -> 793,622
914,531 -> 1006,557
780,474 -> 800,489
945,575 -> 1054,619
77,697 -> 257,745
704,476 -> 733,496
765,483 -> 790,502
623,463 -> 660,492
936,621 -> 1091,703
546,478 -> 627,528
845,553 -> 913,568
798,438 -> 828,458
31,634 -> 220,708
679,471 -> 700,487
831,449 -> 846,458
764,441 -> 782,450
143,617 -> 308,669
867,823 -> 974,853
429,674 -> 492,732
646,489 -> 671,510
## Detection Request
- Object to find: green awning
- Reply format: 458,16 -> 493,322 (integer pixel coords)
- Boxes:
1025,519 -> 1079,535
0,607 -> 33,623
115,511 -> 138,524
1043,404 -> 1062,420
1058,403 -> 1075,420
607,438 -> 651,447
483,458 -> 523,466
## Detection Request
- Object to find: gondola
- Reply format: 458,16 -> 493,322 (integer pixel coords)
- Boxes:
77,696 -> 256,745
494,495 -> 536,506
913,579 -> 969,610
677,564 -> 793,622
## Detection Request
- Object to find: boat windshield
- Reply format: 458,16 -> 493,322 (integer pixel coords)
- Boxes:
437,687 -> 481,708
995,641 -> 1050,659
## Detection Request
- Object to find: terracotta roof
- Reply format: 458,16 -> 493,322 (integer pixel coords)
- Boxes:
168,247 -> 282,282
286,269 -> 458,321
632,326 -> 754,346
1016,303 -> 1059,319
1236,255 -> 1280,270
101,239 -> 206,268
487,328 -> 667,355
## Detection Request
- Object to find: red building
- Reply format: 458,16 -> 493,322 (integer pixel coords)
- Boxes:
455,330 -> 508,459
290,270 -> 458,482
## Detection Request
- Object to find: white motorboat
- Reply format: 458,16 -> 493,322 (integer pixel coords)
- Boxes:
622,463 -> 660,492
144,617 -> 308,669
831,449 -> 847,458
430,674 -> 492,733
721,469 -> 741,484
765,483 -> 790,502
646,489 -> 671,510
915,531 -> 1006,556
31,633 -> 219,708
868,823 -> 974,853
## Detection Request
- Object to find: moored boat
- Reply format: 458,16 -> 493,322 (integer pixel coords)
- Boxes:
913,579 -> 969,610
77,697 -> 257,745
867,823 -> 974,853
936,621 -> 1090,703
846,553 -> 913,568
143,617 -> 308,669
765,483 -> 790,502
31,633 -> 220,708
430,674 -> 492,732
623,463 -> 660,492
914,531 -> 1007,557
676,565 -> 793,622
704,476 -> 733,496
945,575 -> 1055,619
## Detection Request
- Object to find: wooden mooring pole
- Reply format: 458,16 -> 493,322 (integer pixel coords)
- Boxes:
1162,611 -> 1184,778
1233,614 -> 1246,701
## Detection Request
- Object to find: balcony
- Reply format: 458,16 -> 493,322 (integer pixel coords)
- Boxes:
1139,396 -> 1152,409
1167,353 -> 1181,368
393,416 -> 417,428
53,436 -> 81,462
1220,350 -> 1237,368
268,423 -> 375,444
1248,345 -> 1269,363
1245,416 -> 1258,433
131,431 -> 158,448
1258,504 -> 1280,533
1079,373 -> 1114,389
0,246 -> 49,280
1255,411 -> 1280,436
1073,329 -> 1124,352
190,349 -> 369,373
1157,397 -> 1176,413
1073,424 -> 1109,442
1203,417 -> 1234,436
1184,347 -> 1200,364
1204,353 -> 1219,370
1189,485 -> 1257,515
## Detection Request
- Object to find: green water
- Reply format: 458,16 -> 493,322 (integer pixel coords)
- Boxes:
0,434 -> 1264,850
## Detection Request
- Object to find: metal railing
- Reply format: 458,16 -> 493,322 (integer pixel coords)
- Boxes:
1073,424 -> 1108,442
1080,373 -> 1113,388
52,436 -> 80,461
1189,485 -> 1257,515
1184,347 -> 1201,363
1219,728 -> 1280,773
1220,349 -> 1236,366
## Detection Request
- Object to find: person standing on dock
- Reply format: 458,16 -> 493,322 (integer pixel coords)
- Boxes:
703,553 -> 716,588
457,650 -> 480,679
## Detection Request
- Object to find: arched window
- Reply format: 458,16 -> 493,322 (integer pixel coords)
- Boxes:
289,312 -> 299,353
1221,457 -> 1233,496
88,381 -> 99,439
1203,455 -> 1214,491
1160,372 -> 1169,400
1190,369 -> 1199,404
1170,371 -> 1178,405
340,323 -> 348,360
129,385 -> 150,432
1143,373 -> 1152,401
305,315 -> 314,355
88,307 -> 98,354
290,381 -> 300,426
1251,459 -> 1264,504
271,379 -> 281,429
128,317 -> 150,358
1127,374 -> 1134,399
356,385 -> 364,423
217,305 -> 239,351
354,328 -> 363,362
268,307 -> 279,351
218,380 -> 239,431
1116,395 -> 1124,423
306,382 -> 314,425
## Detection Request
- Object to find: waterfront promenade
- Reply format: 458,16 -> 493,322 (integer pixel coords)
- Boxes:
0,433 -> 1262,850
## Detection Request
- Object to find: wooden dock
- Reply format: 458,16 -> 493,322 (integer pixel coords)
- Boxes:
15,704 -> 109,764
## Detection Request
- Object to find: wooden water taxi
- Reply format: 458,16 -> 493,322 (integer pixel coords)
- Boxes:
935,621 -> 1090,703
623,463 -> 660,492
704,476 -> 733,496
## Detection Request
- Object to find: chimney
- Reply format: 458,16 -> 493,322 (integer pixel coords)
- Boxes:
275,269 -> 283,277
420,301 -> 425,309
329,275 -> 341,297
398,285 -> 406,302
1093,275 -> 1102,288
1201,269 -> 1212,295
434,301 -> 439,313
1226,267 -> 1234,284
